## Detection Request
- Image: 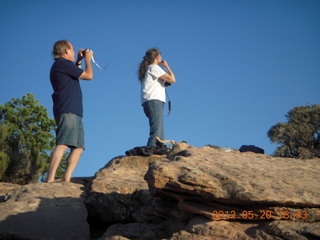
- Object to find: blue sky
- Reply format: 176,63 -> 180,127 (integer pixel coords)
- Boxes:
1,0 -> 319,177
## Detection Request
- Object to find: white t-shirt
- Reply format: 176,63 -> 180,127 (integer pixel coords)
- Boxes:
141,65 -> 166,104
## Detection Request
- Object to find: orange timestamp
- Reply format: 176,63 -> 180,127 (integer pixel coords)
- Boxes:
211,210 -> 309,220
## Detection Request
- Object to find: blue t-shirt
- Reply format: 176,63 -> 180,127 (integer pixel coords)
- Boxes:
50,58 -> 84,118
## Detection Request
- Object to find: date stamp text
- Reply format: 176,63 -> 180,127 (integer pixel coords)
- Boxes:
211,210 -> 309,220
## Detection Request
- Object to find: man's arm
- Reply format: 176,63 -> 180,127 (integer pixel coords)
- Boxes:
78,49 -> 94,80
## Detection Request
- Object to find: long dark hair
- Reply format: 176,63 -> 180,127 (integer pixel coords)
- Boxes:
138,48 -> 161,82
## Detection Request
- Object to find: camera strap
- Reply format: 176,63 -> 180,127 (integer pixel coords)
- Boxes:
165,88 -> 171,117
91,55 -> 109,70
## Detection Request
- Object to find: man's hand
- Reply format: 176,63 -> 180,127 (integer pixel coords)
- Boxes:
76,49 -> 85,65
79,49 -> 94,80
82,49 -> 94,61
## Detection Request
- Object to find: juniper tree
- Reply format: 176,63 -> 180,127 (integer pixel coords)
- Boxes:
268,105 -> 320,159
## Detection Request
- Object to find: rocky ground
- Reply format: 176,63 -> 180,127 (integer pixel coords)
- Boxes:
0,142 -> 319,240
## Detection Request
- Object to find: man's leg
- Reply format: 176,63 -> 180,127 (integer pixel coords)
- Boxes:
63,148 -> 83,182
47,145 -> 69,183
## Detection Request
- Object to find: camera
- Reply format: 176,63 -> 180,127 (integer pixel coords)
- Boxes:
82,49 -> 92,57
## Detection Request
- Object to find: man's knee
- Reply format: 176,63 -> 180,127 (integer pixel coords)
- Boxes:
71,148 -> 83,155
56,145 -> 69,151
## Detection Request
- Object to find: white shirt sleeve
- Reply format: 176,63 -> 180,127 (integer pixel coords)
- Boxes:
149,65 -> 166,80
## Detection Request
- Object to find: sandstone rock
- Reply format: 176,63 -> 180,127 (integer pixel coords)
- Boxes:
170,216 -> 258,240
99,236 -> 130,240
267,221 -> 320,240
1,143 -> 319,240
168,142 -> 191,155
144,144 -> 320,239
146,145 -> 320,207
86,154 -> 168,224
0,182 -> 20,202
99,222 -> 155,239
86,153 -> 189,239
169,216 -> 320,240
0,182 -> 90,240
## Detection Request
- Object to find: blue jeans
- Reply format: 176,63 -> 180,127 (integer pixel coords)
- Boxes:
143,100 -> 164,147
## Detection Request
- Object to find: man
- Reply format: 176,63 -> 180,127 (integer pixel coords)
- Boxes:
47,40 -> 93,183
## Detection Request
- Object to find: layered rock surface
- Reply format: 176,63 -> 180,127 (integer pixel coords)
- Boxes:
0,181 -> 90,240
145,145 -> 320,216
0,143 -> 319,240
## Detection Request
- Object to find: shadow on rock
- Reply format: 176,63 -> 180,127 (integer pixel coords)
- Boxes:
0,196 -> 89,240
